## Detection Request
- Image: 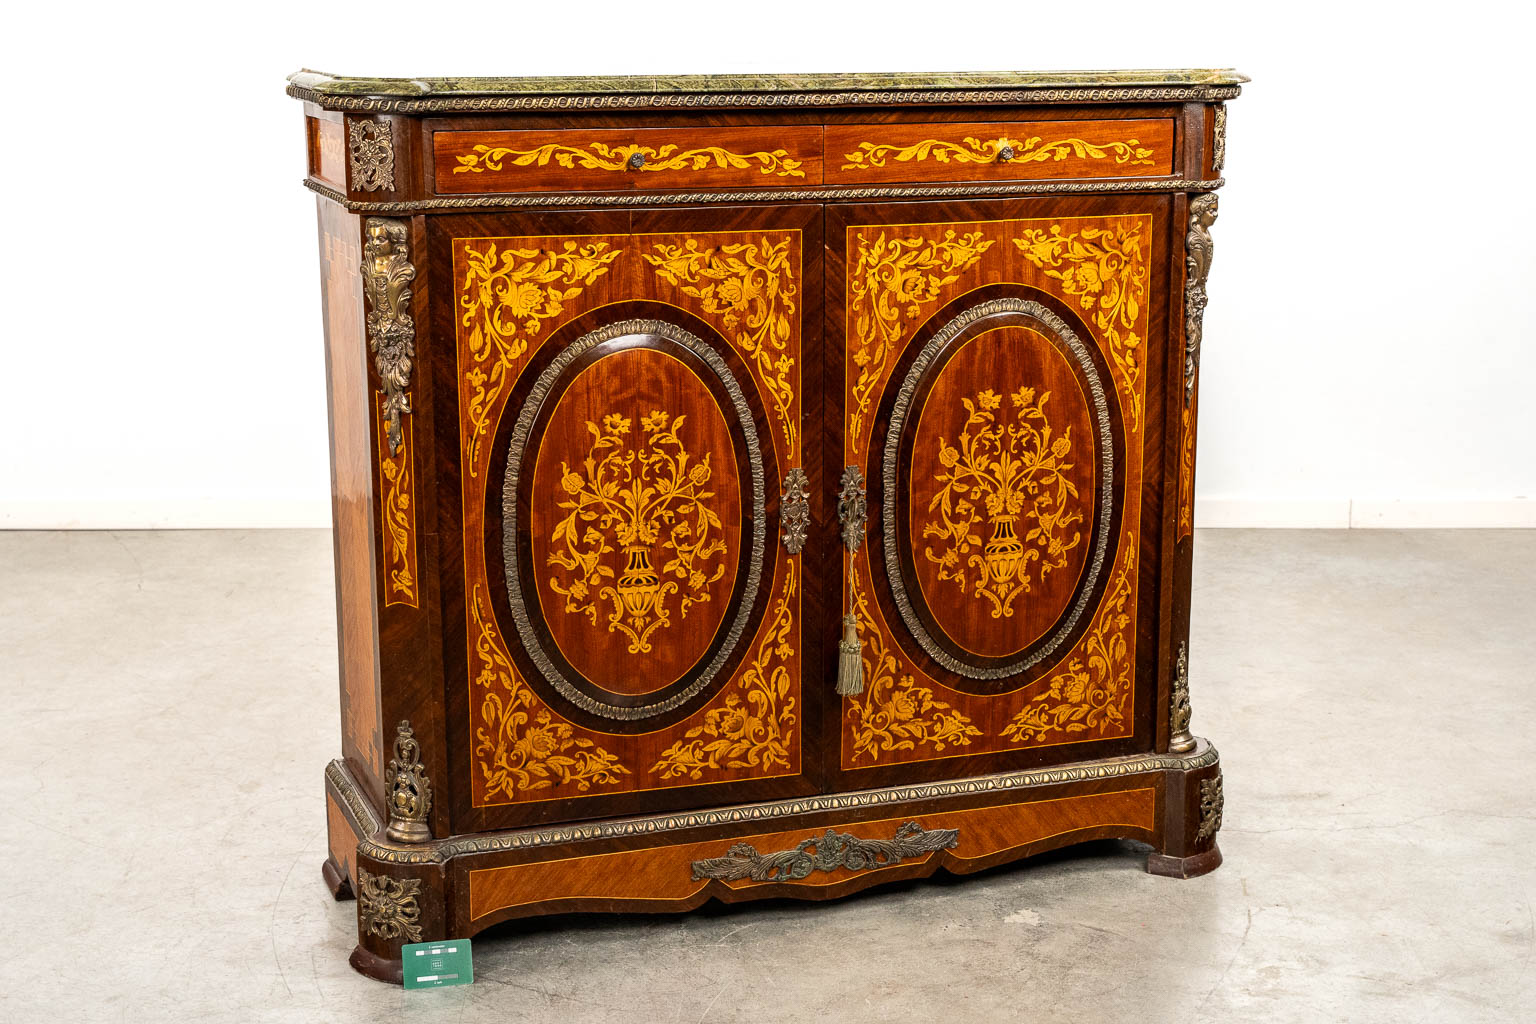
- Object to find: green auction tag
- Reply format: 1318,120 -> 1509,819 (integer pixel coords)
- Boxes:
402,939 -> 474,989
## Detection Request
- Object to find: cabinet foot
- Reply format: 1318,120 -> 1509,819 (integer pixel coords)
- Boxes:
1146,844 -> 1222,878
322,856 -> 354,900
349,944 -> 404,984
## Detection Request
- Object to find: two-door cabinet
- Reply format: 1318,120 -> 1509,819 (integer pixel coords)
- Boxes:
289,68 -> 1243,981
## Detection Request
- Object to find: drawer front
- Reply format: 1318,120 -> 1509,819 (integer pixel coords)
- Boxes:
435,125 -> 824,194
826,119 -> 1175,185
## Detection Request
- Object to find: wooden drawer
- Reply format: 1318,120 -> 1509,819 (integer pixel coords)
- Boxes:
434,125 -> 824,193
825,119 -> 1175,184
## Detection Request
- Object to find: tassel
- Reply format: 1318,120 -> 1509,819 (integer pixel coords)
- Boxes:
835,613 -> 864,696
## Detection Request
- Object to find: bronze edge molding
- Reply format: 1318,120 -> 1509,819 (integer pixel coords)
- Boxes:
326,759 -> 384,835
302,176 -> 1226,213
290,83 -> 1241,113
345,742 -> 1220,865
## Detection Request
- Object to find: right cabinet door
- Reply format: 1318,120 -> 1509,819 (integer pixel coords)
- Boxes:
826,196 -> 1173,789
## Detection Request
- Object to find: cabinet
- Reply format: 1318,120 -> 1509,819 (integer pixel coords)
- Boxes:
291,68 -> 1243,982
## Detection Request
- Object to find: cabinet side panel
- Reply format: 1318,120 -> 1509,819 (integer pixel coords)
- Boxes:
317,197 -> 385,797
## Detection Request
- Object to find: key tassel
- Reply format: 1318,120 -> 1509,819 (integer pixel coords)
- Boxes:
835,613 -> 864,696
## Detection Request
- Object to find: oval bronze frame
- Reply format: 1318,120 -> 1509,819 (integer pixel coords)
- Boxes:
881,297 -> 1115,680
501,318 -> 767,720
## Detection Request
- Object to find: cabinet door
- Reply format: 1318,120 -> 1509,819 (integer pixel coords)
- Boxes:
430,205 -> 822,831
826,197 -> 1170,789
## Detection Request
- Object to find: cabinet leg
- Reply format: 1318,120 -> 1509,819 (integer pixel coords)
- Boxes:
350,854 -> 448,983
1146,740 -> 1224,879
322,855 -> 354,900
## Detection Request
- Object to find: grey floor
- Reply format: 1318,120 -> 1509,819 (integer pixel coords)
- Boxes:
2,529 -> 1533,1023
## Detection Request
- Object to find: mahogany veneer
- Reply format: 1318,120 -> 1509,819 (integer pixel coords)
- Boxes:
290,67 -> 1243,982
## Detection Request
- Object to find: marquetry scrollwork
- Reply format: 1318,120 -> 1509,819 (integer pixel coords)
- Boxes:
546,410 -> 727,654
651,562 -> 798,781
643,237 -> 799,456
1178,400 -> 1197,540
459,240 -> 623,474
780,467 -> 810,554
385,720 -> 432,842
378,402 -> 418,607
841,134 -> 1155,170
847,566 -> 981,763
1012,220 -> 1148,433
471,586 -> 630,798
361,218 -> 416,456
847,231 -> 993,453
357,869 -> 422,943
1169,641 -> 1195,753
1197,773 -> 1224,843
452,142 -> 806,178
1184,194 -> 1218,404
922,386 -> 1084,619
690,820 -> 958,882
1001,533 -> 1136,744
348,120 -> 395,191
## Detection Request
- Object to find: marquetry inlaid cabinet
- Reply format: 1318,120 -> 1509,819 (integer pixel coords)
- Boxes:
290,68 -> 1243,981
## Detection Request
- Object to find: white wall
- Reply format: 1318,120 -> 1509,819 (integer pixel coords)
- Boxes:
3,1 -> 1532,529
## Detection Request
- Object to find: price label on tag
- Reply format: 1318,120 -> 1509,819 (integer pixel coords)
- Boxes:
402,939 -> 474,989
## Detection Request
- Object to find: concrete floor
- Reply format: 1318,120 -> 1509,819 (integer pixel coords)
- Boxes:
1,529 -> 1533,1023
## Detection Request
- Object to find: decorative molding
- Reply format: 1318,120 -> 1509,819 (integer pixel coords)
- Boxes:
847,230 -> 993,453
325,759 -> 382,836
842,134 -> 1155,170
377,396 -> 418,606
780,467 -> 810,554
1184,193 -> 1218,405
846,563 -> 981,763
356,868 -> 423,943
360,218 -> 416,456
1197,772 -> 1224,844
347,120 -> 395,191
1169,641 -> 1195,752
651,561 -> 798,781
1212,105 -> 1227,173
501,319 -> 766,721
458,239 -> 622,476
1012,219 -> 1149,433
883,299 -> 1114,681
643,236 -> 799,457
303,175 -> 1228,214
453,141 -> 805,178
691,820 -> 958,882
353,745 -> 1219,864
384,720 -> 432,843
290,83 -> 1243,115
1002,532 -> 1136,742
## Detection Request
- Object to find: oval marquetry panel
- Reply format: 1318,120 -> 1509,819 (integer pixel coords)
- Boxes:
503,319 -> 766,720
883,298 -> 1114,680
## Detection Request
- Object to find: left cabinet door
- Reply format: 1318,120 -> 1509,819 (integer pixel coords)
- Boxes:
427,205 -> 824,831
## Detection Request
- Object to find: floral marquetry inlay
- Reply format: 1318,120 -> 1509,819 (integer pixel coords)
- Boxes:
452,141 -> 806,178
842,134 -> 1156,170
1013,221 -> 1149,432
651,562 -> 798,781
847,567 -> 982,765
471,587 -> 630,801
458,240 -> 623,475
923,386 -> 1084,620
377,397 -> 417,607
1001,533 -> 1136,744
643,237 -> 799,457
848,230 -> 993,454
546,410 -> 728,655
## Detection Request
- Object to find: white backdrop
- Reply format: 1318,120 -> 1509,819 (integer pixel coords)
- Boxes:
4,1 -> 1532,529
